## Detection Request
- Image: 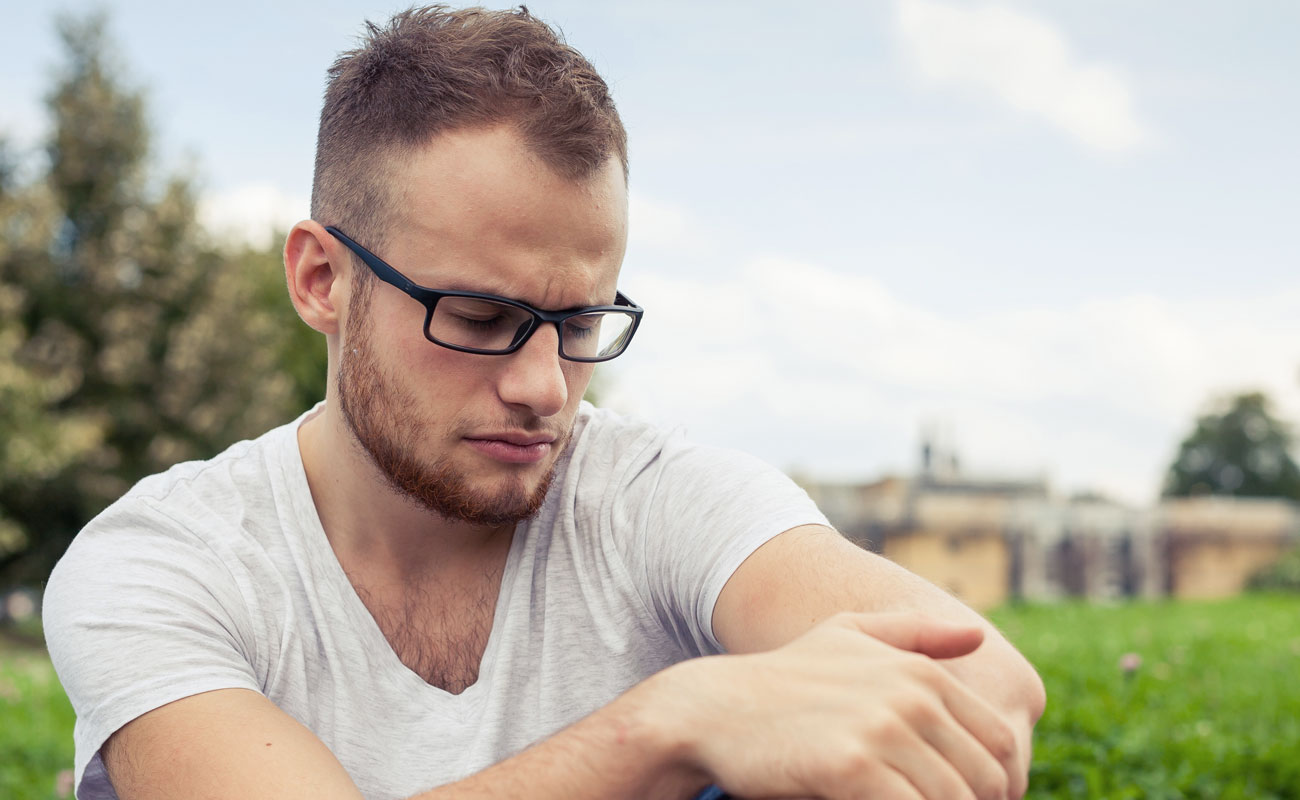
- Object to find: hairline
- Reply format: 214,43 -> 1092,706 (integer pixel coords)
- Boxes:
331,120 -> 629,276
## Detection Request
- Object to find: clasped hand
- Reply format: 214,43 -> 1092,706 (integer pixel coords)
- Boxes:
668,612 -> 1026,800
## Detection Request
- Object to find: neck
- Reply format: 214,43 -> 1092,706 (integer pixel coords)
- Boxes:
297,402 -> 514,583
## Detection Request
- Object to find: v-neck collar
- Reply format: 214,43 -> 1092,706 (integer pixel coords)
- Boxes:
278,406 -> 526,710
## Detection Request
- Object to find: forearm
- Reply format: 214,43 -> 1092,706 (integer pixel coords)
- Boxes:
411,674 -> 709,800
715,526 -> 1046,760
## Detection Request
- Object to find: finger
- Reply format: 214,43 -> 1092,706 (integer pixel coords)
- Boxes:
925,669 -> 1021,797
835,763 -> 927,800
838,612 -> 985,659
881,724 -> 980,800
909,700 -> 1010,800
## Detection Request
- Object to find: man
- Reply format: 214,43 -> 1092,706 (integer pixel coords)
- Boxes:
45,7 -> 1044,800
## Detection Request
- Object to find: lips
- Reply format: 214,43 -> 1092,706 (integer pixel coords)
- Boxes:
463,431 -> 557,464
483,431 -> 557,447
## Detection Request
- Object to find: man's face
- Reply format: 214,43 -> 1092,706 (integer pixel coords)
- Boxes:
336,126 -> 628,526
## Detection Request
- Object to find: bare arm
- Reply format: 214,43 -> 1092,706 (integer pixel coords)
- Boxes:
703,524 -> 1047,798
103,684 -> 714,800
104,525 -> 1043,800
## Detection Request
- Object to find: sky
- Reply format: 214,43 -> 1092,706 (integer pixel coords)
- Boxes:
2,0 -> 1297,504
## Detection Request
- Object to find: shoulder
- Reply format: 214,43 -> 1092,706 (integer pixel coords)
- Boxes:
570,402 -> 668,456
122,418 -> 299,526
570,402 -> 747,469
565,402 -> 813,512
76,412 -> 304,546
45,414 -> 308,624
565,403 -> 701,496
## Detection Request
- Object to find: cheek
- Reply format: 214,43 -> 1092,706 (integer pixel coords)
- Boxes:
417,350 -> 492,405
375,324 -> 485,408
563,363 -> 596,404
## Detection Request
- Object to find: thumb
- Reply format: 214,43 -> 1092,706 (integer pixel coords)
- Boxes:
838,611 -> 984,659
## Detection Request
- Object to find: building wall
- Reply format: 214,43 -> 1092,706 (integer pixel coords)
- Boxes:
1168,535 -> 1292,599
1161,497 -> 1299,598
802,474 -> 1299,607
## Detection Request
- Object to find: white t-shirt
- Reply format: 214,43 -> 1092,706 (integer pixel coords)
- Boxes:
44,402 -> 828,800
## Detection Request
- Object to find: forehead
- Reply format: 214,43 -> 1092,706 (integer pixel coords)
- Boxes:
381,125 -> 628,310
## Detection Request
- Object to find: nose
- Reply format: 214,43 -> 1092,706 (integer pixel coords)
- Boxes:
495,322 -> 569,418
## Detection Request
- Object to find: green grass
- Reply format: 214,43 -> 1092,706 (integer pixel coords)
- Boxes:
991,593 -> 1300,799
0,635 -> 75,800
2,595 -> 1298,799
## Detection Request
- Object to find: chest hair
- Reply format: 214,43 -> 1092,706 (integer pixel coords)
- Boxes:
350,567 -> 503,695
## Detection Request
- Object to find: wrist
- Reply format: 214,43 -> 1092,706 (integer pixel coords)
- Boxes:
624,658 -> 721,796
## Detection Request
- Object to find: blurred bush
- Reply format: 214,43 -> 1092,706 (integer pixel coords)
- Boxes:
0,14 -> 324,590
1248,545 -> 1300,593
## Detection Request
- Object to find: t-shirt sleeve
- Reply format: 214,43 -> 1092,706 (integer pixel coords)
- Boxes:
607,429 -> 829,658
43,497 -> 261,798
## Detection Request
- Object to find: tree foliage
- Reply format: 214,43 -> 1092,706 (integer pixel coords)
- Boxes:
1163,391 -> 1300,500
0,14 -> 324,587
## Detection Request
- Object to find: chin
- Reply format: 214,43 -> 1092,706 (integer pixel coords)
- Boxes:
417,466 -> 556,526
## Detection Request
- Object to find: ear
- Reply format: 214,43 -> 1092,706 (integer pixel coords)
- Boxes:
284,220 -> 347,335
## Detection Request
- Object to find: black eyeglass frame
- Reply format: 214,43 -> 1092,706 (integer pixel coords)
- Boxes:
325,226 -> 644,363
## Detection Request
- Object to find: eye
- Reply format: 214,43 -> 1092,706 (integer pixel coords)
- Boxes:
564,316 -> 599,339
439,297 -> 513,329
455,313 -> 507,330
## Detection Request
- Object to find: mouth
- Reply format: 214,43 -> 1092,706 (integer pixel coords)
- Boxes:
463,432 -> 558,464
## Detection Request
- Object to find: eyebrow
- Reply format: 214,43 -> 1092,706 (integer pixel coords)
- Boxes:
419,278 -> 609,313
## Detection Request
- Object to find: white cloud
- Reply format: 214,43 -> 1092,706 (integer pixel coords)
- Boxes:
198,182 -> 308,250
628,193 -> 697,250
604,258 -> 1299,504
896,0 -> 1154,153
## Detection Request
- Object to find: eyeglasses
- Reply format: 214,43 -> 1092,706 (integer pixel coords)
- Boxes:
325,226 -> 644,363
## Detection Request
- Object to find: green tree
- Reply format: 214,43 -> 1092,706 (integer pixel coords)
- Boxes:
0,137 -> 106,564
1163,391 -> 1300,499
0,14 -> 323,588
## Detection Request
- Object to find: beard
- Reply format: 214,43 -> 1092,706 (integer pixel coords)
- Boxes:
337,308 -> 566,527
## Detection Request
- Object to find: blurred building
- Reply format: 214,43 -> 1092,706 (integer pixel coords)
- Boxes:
1158,497 -> 1298,599
799,435 -> 1299,610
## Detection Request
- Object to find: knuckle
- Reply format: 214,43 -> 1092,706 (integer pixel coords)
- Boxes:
893,689 -> 940,725
826,741 -> 879,785
864,711 -> 908,743
986,719 -> 1018,762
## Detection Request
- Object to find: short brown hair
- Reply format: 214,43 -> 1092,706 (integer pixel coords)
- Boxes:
311,5 -> 628,253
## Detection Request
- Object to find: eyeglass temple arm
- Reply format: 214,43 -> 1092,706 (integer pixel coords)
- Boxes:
324,226 -> 419,296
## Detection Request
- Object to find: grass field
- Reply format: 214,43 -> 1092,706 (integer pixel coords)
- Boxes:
0,635 -> 74,800
2,593 -> 1298,799
991,593 -> 1300,799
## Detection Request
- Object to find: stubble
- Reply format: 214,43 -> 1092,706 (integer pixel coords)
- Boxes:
337,301 -> 565,526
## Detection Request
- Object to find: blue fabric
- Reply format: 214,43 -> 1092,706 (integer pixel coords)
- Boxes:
692,786 -> 729,800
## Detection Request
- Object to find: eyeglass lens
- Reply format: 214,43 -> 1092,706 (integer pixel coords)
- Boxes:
429,297 -> 637,360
